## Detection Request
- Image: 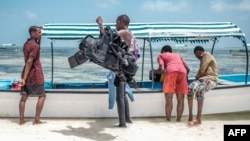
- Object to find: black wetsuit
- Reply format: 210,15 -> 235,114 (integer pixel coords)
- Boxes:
114,75 -> 132,127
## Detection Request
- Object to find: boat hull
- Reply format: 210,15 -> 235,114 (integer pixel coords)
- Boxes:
1,85 -> 250,118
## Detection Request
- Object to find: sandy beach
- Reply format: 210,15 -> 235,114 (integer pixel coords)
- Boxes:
0,112 -> 249,141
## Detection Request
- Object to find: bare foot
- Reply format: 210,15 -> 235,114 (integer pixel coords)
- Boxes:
188,119 -> 201,126
19,119 -> 26,125
33,120 -> 46,125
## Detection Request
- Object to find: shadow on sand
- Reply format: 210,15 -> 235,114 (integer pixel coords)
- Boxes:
51,118 -> 118,141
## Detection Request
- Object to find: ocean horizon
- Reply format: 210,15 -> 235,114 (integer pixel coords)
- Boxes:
0,46 -> 249,83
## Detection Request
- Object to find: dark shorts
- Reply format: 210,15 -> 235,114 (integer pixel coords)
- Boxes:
20,84 -> 45,97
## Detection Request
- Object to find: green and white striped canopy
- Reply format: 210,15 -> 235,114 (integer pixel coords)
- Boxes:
42,22 -> 246,43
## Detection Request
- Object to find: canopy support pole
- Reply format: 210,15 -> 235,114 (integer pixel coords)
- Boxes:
50,40 -> 54,85
211,37 -> 217,54
148,39 -> 154,90
141,39 -> 146,82
242,39 -> 249,84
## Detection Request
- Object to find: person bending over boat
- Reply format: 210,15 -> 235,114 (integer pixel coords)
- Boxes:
19,26 -> 46,125
96,15 -> 140,127
157,45 -> 189,122
187,46 -> 218,126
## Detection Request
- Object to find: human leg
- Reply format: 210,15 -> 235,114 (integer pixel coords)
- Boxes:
116,81 -> 126,127
187,90 -> 202,125
24,85 -> 46,125
187,95 -> 193,122
19,94 -> 28,125
124,95 -> 132,123
162,72 -> 179,121
164,93 -> 173,121
33,95 -> 46,125
175,72 -> 188,122
189,97 -> 203,125
176,94 -> 184,122
189,79 -> 217,125
188,97 -> 202,125
187,81 -> 197,122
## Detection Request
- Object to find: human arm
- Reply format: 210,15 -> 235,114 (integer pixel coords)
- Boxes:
117,29 -> 132,46
156,54 -> 165,74
195,53 -> 212,80
157,64 -> 165,74
181,57 -> 190,74
96,16 -> 105,34
21,56 -> 34,86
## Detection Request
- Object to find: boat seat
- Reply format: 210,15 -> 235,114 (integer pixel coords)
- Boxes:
218,79 -> 239,85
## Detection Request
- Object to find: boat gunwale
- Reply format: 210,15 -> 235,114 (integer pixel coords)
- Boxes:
1,83 -> 249,94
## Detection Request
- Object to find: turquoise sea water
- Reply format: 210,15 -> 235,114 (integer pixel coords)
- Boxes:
0,46 -> 249,83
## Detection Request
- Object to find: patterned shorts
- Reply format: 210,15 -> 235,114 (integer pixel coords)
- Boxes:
187,79 -> 217,100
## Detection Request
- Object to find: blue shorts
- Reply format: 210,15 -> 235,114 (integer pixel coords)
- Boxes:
187,79 -> 217,100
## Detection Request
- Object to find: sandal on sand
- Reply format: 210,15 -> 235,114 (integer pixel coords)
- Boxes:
188,120 -> 201,126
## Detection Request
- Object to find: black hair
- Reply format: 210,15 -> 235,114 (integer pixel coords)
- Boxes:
27,26 -> 41,44
161,45 -> 172,53
116,14 -> 130,26
28,26 -> 40,35
193,46 -> 204,53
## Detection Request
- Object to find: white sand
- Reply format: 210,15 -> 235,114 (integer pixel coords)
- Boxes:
0,112 -> 250,141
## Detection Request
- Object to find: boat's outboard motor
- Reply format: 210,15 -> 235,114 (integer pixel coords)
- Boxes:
68,26 -> 138,82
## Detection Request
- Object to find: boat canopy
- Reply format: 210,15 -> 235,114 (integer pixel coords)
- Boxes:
42,22 -> 246,44
42,22 -> 249,84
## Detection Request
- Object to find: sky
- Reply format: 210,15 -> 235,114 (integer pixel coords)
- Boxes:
0,0 -> 250,48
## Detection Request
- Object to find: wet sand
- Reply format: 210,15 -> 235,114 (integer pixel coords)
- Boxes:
0,112 -> 249,141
